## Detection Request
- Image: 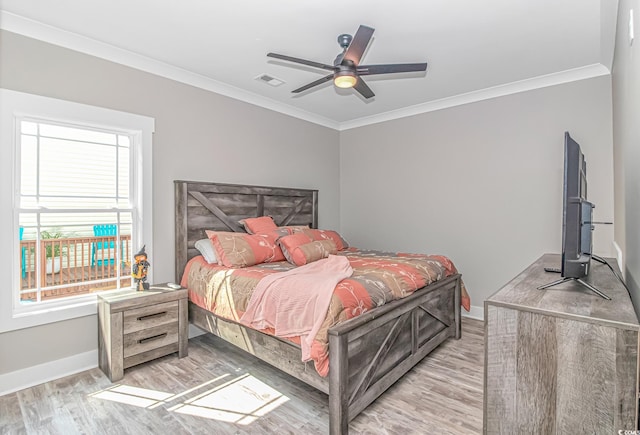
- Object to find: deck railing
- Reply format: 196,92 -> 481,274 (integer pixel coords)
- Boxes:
19,235 -> 133,302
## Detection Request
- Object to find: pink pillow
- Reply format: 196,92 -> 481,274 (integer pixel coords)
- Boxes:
239,216 -> 278,234
291,228 -> 349,250
258,228 -> 290,262
277,233 -> 338,266
206,230 -> 285,267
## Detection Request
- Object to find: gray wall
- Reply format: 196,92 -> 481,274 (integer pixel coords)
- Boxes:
612,0 -> 640,315
340,76 -> 614,308
0,30 -> 340,374
0,26 -> 619,379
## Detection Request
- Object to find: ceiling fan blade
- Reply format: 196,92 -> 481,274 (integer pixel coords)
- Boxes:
357,63 -> 428,75
354,78 -> 375,99
343,25 -> 375,65
292,74 -> 334,93
267,53 -> 336,71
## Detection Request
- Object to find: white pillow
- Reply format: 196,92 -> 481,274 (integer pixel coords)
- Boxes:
195,238 -> 217,264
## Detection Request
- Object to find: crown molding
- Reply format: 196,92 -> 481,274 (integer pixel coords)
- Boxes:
338,63 -> 611,130
0,11 -> 340,130
1,11 -> 610,132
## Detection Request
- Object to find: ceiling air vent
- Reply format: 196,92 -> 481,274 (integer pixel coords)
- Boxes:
255,74 -> 285,87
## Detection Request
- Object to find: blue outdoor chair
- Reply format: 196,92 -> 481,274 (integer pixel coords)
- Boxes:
92,224 -> 119,267
19,227 -> 26,278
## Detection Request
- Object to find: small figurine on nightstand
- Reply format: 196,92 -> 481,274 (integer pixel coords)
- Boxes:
132,245 -> 150,291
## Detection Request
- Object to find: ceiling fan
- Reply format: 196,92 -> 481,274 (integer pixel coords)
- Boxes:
267,25 -> 428,99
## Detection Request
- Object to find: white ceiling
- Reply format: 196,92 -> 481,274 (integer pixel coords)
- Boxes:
0,0 -> 618,130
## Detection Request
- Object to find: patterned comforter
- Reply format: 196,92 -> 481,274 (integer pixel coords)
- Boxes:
182,248 -> 470,377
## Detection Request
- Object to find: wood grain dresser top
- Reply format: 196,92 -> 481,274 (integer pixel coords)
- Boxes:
486,253 -> 639,330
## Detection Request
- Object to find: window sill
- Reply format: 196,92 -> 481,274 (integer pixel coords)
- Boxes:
0,294 -> 99,333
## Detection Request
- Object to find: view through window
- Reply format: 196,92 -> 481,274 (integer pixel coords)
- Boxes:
18,119 -> 135,303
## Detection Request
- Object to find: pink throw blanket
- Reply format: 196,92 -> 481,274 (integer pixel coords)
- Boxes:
240,255 -> 353,361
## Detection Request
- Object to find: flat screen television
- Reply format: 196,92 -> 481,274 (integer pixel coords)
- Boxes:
562,131 -> 593,279
538,132 -> 610,299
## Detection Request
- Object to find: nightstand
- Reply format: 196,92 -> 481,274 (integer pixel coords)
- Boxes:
98,284 -> 188,382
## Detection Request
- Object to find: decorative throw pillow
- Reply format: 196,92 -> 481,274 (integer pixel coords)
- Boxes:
194,238 -> 217,264
290,228 -> 349,250
257,228 -> 291,262
279,224 -> 310,232
277,233 -> 338,266
239,216 -> 278,234
206,230 -> 285,267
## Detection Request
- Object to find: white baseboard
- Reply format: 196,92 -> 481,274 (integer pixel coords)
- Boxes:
462,304 -> 484,321
0,349 -> 97,396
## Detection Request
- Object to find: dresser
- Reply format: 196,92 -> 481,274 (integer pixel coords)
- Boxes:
98,284 -> 188,381
484,253 -> 639,434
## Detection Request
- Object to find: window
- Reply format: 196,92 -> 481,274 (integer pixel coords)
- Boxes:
0,89 -> 154,332
19,120 -> 134,302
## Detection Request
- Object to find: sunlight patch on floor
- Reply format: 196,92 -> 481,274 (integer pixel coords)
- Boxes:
170,374 -> 289,425
89,374 -> 229,409
89,373 -> 289,425
90,384 -> 173,408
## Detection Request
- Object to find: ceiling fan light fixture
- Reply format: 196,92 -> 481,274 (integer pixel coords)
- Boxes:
267,25 -> 427,99
334,72 -> 357,89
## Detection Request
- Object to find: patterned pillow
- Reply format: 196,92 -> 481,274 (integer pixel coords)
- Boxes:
206,230 -> 286,267
260,228 -> 291,262
276,233 -> 338,266
280,224 -> 310,232
290,228 -> 349,250
239,216 -> 278,234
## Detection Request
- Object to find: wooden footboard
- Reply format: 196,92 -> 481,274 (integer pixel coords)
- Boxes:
189,273 -> 460,434
328,273 -> 460,434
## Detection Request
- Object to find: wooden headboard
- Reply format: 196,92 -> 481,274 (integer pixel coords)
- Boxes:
174,180 -> 318,282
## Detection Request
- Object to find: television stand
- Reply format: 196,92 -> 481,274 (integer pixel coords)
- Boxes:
537,276 -> 611,300
484,253 -> 639,433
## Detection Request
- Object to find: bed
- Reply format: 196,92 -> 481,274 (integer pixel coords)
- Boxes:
174,180 -> 464,434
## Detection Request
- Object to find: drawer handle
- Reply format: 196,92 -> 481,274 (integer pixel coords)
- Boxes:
138,333 -> 167,344
137,311 -> 167,321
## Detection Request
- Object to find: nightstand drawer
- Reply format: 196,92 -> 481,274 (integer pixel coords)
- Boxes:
123,322 -> 179,358
123,300 -> 179,334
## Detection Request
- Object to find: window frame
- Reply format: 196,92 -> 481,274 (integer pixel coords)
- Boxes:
0,89 -> 154,333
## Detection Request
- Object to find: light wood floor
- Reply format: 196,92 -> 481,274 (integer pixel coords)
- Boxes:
0,318 -> 484,434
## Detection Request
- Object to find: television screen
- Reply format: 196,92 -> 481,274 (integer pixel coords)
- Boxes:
561,132 -> 594,279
